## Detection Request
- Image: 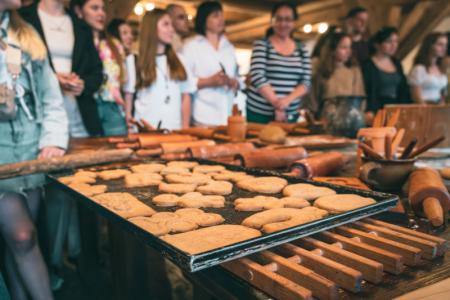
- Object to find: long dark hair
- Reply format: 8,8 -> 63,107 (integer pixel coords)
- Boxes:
317,32 -> 356,79
414,32 -> 447,73
107,18 -> 126,41
194,1 -> 222,36
312,25 -> 342,58
70,0 -> 126,83
265,1 -> 298,38
369,26 -> 398,56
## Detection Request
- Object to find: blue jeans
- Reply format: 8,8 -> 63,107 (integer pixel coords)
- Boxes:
96,99 -> 127,136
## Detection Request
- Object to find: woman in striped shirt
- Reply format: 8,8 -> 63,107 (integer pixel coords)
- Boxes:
246,1 -> 311,123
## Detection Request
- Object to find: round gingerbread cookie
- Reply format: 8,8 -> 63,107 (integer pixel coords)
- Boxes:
237,177 -> 288,194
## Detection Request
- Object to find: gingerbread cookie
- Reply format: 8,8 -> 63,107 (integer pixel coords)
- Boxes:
242,207 -> 328,233
234,196 -> 310,211
193,165 -> 226,174
92,192 -> 155,219
158,182 -> 197,194
59,175 -> 96,185
314,194 -> 376,214
152,194 -> 180,207
212,171 -> 247,182
98,169 -> 131,180
160,166 -> 191,175
130,163 -> 166,174
178,192 -> 225,208
283,183 -> 336,201
237,177 -> 288,194
167,161 -> 199,169
129,217 -> 170,236
280,197 -> 310,209
69,183 -> 107,197
131,208 -> 224,236
174,208 -> 224,226
124,173 -> 163,188
165,173 -> 211,185
196,180 -> 233,195
161,225 -> 262,254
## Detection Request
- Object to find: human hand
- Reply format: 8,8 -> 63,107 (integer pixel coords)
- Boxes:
227,78 -> 240,92
209,71 -> 228,87
276,96 -> 291,110
67,73 -> 85,96
275,109 -> 286,122
38,146 -> 65,160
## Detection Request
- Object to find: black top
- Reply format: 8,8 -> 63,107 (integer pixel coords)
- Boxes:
20,2 -> 104,136
362,58 -> 411,113
378,70 -> 401,100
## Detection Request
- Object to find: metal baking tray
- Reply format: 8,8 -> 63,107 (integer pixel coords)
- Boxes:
47,158 -> 398,272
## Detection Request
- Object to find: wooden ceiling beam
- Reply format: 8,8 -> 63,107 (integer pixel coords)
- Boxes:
226,0 -> 342,42
397,0 -> 450,59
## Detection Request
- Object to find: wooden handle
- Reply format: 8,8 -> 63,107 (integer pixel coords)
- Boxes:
0,149 -> 134,179
384,135 -> 392,160
358,143 -> 384,160
390,128 -> 405,158
135,148 -> 162,157
386,108 -> 401,127
408,136 -> 445,158
400,138 -> 418,159
423,197 -> 444,227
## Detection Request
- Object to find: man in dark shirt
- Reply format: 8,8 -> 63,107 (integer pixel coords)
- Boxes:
344,6 -> 370,63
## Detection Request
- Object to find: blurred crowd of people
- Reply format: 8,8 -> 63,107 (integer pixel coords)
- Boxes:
0,0 -> 449,299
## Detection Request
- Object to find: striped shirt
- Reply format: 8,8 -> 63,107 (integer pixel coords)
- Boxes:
246,39 -> 312,116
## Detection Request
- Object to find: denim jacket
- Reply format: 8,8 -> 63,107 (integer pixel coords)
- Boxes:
1,11 -> 68,150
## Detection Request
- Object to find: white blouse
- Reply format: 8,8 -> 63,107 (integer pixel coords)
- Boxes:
123,54 -> 136,94
134,54 -> 196,130
181,35 -> 240,126
408,64 -> 448,103
38,9 -> 88,137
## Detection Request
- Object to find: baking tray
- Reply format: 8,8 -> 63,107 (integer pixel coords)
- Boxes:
47,158 -> 398,272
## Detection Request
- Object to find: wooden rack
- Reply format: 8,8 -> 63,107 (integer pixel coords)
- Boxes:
223,218 -> 448,300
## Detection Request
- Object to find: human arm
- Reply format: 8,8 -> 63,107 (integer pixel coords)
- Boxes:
250,40 -> 279,107
181,93 -> 191,128
37,59 -> 69,156
408,65 -> 426,104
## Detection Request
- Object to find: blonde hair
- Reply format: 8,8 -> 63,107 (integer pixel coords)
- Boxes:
8,11 -> 47,60
137,9 -> 187,89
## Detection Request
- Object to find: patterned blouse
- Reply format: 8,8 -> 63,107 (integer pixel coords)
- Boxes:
95,38 -> 126,102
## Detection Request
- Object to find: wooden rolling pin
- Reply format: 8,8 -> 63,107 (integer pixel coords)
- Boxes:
0,149 -> 134,179
235,147 -> 307,169
290,151 -> 348,179
173,127 -> 217,139
408,168 -> 450,227
138,134 -> 197,148
188,142 -> 255,159
160,140 -> 215,154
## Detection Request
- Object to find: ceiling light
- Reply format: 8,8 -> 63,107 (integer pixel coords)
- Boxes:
145,3 -> 155,11
303,24 -> 312,33
134,4 -> 144,16
318,22 -> 329,34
